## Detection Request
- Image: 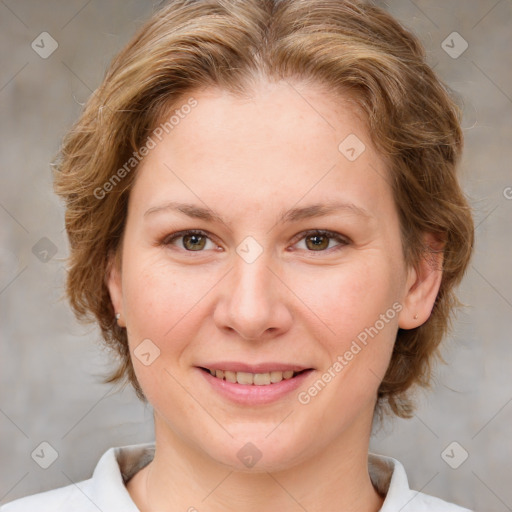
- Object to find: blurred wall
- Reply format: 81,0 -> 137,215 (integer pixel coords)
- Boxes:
1,1 -> 511,510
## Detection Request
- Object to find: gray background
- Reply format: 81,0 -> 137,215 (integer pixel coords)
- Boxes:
0,1 -> 510,510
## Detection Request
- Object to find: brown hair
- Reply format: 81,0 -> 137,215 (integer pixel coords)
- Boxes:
54,0 -> 474,418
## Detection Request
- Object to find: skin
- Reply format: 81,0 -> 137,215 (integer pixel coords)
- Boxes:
107,79 -> 442,512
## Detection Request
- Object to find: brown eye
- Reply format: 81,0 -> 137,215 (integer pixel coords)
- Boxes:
294,230 -> 349,253
163,230 -> 216,251
305,233 -> 330,251
182,233 -> 207,251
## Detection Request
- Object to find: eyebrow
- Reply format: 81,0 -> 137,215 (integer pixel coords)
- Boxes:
143,200 -> 372,224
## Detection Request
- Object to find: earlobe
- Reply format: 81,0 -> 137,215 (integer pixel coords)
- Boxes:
106,251 -> 125,327
398,233 -> 444,330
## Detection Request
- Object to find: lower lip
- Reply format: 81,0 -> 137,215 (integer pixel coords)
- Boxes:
197,368 -> 314,405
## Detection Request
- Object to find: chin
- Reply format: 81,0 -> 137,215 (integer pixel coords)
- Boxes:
201,429 -> 311,474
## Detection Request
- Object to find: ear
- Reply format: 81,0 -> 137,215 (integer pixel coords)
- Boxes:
105,250 -> 125,327
398,232 -> 444,330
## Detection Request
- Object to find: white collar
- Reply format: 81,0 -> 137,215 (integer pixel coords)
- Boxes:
92,442 -> 471,512
2,442 -> 472,511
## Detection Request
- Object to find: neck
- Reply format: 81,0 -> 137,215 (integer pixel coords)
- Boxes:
129,412 -> 384,512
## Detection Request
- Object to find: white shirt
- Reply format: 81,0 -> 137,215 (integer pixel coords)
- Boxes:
1,442 -> 473,511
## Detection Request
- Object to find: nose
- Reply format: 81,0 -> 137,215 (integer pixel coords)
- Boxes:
213,250 -> 293,341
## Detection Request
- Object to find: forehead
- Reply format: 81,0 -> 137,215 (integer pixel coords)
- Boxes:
130,79 -> 392,222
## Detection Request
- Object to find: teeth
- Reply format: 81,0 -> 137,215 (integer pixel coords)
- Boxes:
253,373 -> 271,385
236,371 -> 254,385
224,370 -> 237,383
270,371 -> 283,383
207,368 -> 299,385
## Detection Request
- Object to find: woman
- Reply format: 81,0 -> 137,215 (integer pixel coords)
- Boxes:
2,0 -> 474,510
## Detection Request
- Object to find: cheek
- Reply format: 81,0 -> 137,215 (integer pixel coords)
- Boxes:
120,257 -> 206,402
120,262 -> 186,385
296,255 -> 402,402
296,262 -> 400,409
292,256 -> 400,341
122,253 -> 201,336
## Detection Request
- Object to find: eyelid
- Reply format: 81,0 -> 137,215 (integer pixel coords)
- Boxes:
161,228 -> 350,253
291,228 -> 350,245
161,229 -> 218,248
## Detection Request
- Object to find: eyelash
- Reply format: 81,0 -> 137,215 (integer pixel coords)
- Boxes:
161,229 -> 350,255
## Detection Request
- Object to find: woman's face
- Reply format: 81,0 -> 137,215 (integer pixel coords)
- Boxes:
108,80 -> 436,471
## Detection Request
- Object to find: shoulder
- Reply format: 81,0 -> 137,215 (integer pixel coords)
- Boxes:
1,443 -> 155,512
0,480 -> 94,511
403,491 -> 473,512
369,452 -> 473,512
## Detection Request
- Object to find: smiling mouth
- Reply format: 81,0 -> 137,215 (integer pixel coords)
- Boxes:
199,367 -> 310,385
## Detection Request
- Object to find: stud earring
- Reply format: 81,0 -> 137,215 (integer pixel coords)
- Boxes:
115,313 -> 121,321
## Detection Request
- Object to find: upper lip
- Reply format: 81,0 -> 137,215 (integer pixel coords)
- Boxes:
198,362 -> 312,373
